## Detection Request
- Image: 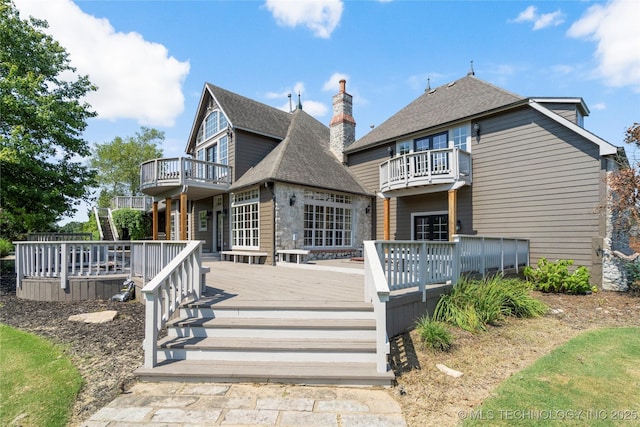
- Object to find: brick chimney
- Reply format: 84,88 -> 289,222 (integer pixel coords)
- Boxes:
329,79 -> 356,161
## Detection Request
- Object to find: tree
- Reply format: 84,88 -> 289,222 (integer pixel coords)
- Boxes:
0,0 -> 97,239
608,123 -> 640,235
91,127 -> 164,206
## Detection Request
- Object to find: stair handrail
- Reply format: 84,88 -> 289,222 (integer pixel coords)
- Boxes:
93,207 -> 104,240
107,208 -> 120,241
363,240 -> 390,374
141,240 -> 203,368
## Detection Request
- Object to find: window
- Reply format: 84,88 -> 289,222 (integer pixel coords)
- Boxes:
231,188 -> 259,248
198,210 -> 208,231
303,190 -> 353,248
396,140 -> 411,156
413,213 -> 448,241
452,126 -> 469,151
197,110 -> 229,144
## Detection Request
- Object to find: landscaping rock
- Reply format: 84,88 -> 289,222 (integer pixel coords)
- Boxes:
436,364 -> 463,378
68,310 -> 118,323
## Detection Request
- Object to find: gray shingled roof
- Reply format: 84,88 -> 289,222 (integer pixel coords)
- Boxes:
207,83 -> 292,139
346,75 -> 526,153
230,109 -> 370,196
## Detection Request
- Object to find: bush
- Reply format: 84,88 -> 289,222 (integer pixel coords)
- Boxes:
626,261 -> 640,295
433,275 -> 547,333
415,315 -> 452,351
0,238 -> 13,258
111,209 -> 151,240
524,258 -> 596,294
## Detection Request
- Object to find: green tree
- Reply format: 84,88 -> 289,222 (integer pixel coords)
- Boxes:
0,0 -> 97,239
91,127 -> 164,206
608,123 -> 640,236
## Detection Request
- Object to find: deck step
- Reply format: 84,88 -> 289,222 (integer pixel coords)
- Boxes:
135,360 -> 395,387
166,317 -> 376,339
156,336 -> 377,363
181,300 -> 374,320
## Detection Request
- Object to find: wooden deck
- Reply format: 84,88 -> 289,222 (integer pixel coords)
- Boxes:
201,259 -> 366,305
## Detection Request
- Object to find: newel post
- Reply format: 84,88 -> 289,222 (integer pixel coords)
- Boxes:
60,242 -> 68,289
143,291 -> 158,368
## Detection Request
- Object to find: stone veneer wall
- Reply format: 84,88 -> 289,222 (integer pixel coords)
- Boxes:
274,182 -> 371,261
601,170 -> 634,291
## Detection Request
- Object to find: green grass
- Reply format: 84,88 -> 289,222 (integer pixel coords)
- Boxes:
0,323 -> 83,427
415,315 -> 452,351
464,327 -> 640,426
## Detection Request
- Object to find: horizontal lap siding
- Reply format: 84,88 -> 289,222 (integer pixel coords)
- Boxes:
259,188 -> 274,264
234,130 -> 280,180
348,146 -> 393,240
472,107 -> 603,273
193,198 -> 213,252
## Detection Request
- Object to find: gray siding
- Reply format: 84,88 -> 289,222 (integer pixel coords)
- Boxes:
233,130 -> 280,181
348,145 -> 395,239
193,198 -> 213,252
472,106 -> 604,280
542,103 -> 578,124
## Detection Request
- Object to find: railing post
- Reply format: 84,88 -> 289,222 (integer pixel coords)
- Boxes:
419,241 -> 426,297
143,292 -> 158,368
60,242 -> 68,289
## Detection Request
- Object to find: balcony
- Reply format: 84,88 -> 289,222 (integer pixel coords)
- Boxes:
379,148 -> 472,194
140,157 -> 232,199
110,196 -> 153,211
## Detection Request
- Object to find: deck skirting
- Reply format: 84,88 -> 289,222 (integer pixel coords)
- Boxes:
17,275 -> 129,301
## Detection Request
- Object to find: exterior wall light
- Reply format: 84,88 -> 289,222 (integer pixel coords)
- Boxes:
289,194 -> 296,206
365,205 -> 371,214
456,220 -> 462,233
473,123 -> 480,136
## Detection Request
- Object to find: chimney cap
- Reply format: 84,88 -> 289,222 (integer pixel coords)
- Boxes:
339,79 -> 346,93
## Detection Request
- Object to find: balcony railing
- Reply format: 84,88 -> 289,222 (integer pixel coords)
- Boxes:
140,157 -> 232,191
111,196 -> 153,211
379,148 -> 471,193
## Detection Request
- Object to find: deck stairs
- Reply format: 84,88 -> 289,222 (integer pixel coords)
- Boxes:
96,212 -> 116,241
135,289 -> 395,387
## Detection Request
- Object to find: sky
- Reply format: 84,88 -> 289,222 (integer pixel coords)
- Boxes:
11,0 -> 640,224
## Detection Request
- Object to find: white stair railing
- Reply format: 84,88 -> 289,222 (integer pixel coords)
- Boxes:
363,241 -> 390,374
141,240 -> 203,368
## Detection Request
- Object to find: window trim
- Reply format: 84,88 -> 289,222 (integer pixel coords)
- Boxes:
303,190 -> 353,249
411,210 -> 449,242
231,188 -> 260,250
198,210 -> 208,231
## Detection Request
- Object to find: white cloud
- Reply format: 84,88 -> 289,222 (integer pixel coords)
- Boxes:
591,103 -> 607,111
269,81 -> 328,117
264,0 -> 343,38
567,0 -> 640,92
322,73 -> 350,91
511,5 -> 564,30
14,0 -> 190,126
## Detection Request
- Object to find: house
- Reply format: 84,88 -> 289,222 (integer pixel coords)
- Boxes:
341,73 -> 623,288
140,81 -> 372,265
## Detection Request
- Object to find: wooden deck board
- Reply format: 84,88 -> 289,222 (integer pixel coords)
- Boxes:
202,261 -> 365,305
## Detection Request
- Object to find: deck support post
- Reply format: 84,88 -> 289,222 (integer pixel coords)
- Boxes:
180,192 -> 187,241
165,198 -> 172,240
152,201 -> 158,241
448,189 -> 457,242
383,198 -> 390,240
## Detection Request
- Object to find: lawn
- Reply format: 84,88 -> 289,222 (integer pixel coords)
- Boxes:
464,327 -> 640,426
0,323 -> 83,427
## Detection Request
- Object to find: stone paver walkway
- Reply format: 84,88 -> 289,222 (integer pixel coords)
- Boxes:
82,382 -> 406,427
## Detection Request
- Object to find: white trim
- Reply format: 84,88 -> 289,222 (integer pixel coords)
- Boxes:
530,97 -> 589,115
528,101 -> 617,156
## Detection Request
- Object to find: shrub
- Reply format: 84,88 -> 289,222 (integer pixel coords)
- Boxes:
111,209 -> 151,240
415,315 -> 452,351
433,275 -> 547,333
524,258 -> 596,294
626,261 -> 640,295
0,238 -> 13,258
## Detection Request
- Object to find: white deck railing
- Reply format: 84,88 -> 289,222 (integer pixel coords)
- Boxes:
142,240 -> 203,368
14,240 -> 190,289
111,196 -> 153,211
363,241 -> 390,373
140,157 -> 232,190
371,235 -> 529,294
379,148 -> 472,192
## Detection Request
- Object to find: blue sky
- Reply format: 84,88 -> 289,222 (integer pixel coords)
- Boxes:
13,0 -> 640,224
